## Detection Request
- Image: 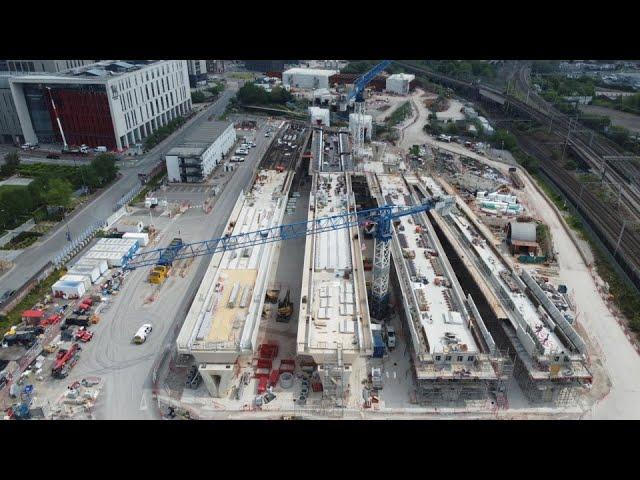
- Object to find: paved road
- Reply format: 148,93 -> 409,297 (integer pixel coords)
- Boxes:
0,84 -> 239,294
69,119 -> 277,419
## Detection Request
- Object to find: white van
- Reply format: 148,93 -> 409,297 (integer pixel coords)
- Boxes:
94,146 -> 107,153
133,324 -> 153,344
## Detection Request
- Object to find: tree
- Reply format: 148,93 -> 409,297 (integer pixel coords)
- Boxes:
207,83 -> 224,96
236,83 -> 269,105
191,91 -> 207,103
445,123 -> 459,135
1,151 -> 20,177
0,187 -> 35,229
79,165 -> 101,190
269,86 -> 293,104
90,153 -> 118,184
44,178 -> 73,208
490,129 -> 518,151
27,176 -> 47,204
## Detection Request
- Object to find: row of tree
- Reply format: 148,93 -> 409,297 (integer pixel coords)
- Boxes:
423,60 -> 497,80
236,83 -> 293,106
0,153 -> 118,230
144,117 -> 186,150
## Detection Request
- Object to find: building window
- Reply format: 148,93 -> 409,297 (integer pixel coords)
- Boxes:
445,355 -> 451,362
467,356 -> 475,362
457,356 -> 463,362
435,355 -> 441,361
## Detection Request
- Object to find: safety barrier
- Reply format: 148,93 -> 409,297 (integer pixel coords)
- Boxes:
53,219 -> 106,267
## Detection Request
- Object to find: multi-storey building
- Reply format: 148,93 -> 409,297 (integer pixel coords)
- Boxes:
10,60 -> 191,151
187,60 -> 208,87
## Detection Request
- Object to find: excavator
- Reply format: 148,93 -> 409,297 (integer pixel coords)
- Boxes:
277,289 -> 293,322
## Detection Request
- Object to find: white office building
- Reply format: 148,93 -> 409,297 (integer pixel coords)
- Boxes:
10,60 -> 192,151
166,121 -> 236,183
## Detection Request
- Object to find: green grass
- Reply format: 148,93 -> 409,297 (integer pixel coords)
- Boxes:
0,268 -> 66,336
386,101 -> 412,127
228,72 -> 255,80
0,184 -> 27,195
16,164 -> 85,189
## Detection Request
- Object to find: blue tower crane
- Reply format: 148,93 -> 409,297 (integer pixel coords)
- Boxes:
344,60 -> 392,105
124,200 -> 438,318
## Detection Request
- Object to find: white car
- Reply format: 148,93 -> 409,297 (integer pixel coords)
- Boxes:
386,326 -> 396,349
133,324 -> 153,344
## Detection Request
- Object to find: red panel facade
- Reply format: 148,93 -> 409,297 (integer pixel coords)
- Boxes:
46,88 -> 117,149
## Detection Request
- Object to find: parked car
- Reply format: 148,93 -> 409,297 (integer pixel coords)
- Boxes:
46,152 -> 60,159
0,290 -> 15,305
133,324 -> 153,344
386,326 -> 396,349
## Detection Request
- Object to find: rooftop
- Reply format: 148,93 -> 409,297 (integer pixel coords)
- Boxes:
309,174 -> 357,347
167,121 -> 233,157
449,212 -> 565,355
283,68 -> 339,77
377,174 -> 480,356
9,60 -> 165,83
182,169 -> 289,354
183,121 -> 233,144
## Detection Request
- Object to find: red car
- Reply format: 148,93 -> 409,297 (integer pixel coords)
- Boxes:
75,327 -> 94,343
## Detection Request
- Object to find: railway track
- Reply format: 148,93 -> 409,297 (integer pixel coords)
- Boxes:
512,65 -> 640,212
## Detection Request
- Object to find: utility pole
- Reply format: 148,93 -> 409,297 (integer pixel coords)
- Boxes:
614,219 -> 627,256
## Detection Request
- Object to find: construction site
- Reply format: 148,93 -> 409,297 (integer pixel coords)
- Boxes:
5,60 -> 640,420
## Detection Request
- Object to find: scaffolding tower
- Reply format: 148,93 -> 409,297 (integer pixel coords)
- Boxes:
320,345 -> 347,416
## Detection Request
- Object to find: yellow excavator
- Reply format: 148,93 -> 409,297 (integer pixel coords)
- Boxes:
277,289 -> 293,322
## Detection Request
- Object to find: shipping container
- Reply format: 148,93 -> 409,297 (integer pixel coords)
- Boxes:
122,232 -> 149,247
52,280 -> 86,299
75,258 -> 108,274
60,274 -> 92,292
67,263 -> 101,283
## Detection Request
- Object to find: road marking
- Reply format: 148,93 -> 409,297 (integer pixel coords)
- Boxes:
139,394 -> 147,410
393,371 -> 397,379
